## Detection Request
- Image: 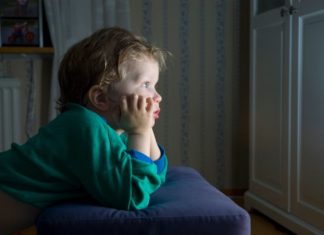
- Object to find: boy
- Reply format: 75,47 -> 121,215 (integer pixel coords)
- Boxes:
0,27 -> 169,234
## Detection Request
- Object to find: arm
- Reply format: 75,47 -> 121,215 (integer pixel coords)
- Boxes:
122,96 -> 165,171
58,103 -> 165,211
149,128 -> 161,161
119,94 -> 167,187
127,132 -> 151,157
93,95 -> 167,209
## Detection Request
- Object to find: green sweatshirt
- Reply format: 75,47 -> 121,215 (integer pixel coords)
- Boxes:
0,103 -> 167,210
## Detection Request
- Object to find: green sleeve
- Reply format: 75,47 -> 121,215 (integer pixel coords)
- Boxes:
0,104 -> 167,210
70,120 -> 168,210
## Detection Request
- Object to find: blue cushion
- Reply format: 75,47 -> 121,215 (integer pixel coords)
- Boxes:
36,167 -> 250,235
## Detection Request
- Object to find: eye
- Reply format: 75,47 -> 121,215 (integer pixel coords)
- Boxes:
142,82 -> 150,88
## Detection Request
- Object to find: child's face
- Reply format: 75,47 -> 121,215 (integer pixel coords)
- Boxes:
109,57 -> 162,119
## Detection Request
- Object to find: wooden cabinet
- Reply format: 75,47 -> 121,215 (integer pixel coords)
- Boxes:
245,0 -> 324,234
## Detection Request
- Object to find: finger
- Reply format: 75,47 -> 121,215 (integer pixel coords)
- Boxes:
120,96 -> 128,113
130,94 -> 139,111
138,95 -> 145,110
146,97 -> 154,113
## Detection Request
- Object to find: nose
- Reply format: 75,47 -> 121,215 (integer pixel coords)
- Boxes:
153,91 -> 162,103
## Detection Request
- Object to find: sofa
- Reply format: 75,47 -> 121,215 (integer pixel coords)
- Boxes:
36,166 -> 250,235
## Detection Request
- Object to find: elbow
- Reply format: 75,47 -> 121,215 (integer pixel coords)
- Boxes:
128,198 -> 150,210
127,187 -> 151,210
127,179 -> 160,210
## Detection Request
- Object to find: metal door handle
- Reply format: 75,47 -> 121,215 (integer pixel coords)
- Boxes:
280,6 -> 297,17
289,6 -> 297,15
280,7 -> 288,17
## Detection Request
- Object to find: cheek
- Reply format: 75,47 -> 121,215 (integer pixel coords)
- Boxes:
111,85 -> 153,100
136,91 -> 149,98
130,87 -> 148,97
109,86 -> 132,101
118,84 -> 134,95
107,89 -> 121,102
138,87 -> 157,97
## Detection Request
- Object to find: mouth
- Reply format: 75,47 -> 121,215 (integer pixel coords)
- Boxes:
154,109 -> 160,119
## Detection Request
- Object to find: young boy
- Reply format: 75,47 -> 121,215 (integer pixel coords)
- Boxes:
0,27 -> 169,235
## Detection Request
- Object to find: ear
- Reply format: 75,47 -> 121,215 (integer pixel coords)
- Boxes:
87,85 -> 109,111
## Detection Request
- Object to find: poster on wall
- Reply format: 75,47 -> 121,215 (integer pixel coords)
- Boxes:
0,0 -> 42,47
1,18 -> 39,46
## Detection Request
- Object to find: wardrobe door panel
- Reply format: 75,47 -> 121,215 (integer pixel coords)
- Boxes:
291,1 -> 324,230
249,9 -> 290,210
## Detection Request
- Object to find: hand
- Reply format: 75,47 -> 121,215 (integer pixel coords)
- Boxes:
119,94 -> 154,135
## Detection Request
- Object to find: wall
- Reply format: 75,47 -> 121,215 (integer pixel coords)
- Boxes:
0,56 -> 52,143
225,0 -> 250,190
222,0 -> 250,191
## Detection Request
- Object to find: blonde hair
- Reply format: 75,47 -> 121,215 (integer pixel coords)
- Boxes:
57,27 -> 168,112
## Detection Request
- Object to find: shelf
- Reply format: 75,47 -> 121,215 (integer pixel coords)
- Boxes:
0,47 -> 54,54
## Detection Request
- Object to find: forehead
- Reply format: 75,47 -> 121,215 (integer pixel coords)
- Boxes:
121,56 -> 159,78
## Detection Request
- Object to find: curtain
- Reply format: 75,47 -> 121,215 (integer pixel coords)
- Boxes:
44,0 -> 130,120
129,0 -> 227,187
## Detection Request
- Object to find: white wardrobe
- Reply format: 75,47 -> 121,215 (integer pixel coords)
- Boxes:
245,0 -> 324,234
